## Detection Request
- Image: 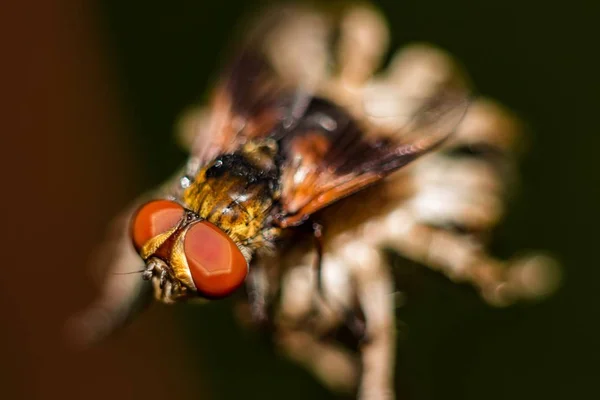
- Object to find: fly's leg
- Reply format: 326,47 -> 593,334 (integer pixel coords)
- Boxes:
159,268 -> 168,289
312,221 -> 324,293
246,261 -> 270,327
237,250 -> 285,331
143,257 -> 186,304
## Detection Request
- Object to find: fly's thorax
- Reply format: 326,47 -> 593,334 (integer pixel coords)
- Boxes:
182,147 -> 282,249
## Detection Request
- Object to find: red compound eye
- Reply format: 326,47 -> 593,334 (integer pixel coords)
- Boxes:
184,221 -> 248,298
131,200 -> 184,251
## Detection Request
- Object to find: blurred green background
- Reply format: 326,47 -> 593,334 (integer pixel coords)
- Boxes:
2,0 -> 597,399
99,0 -> 598,399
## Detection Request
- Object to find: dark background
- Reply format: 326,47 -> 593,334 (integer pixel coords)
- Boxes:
1,0 -> 598,399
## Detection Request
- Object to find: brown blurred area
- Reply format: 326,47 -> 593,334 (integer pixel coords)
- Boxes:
0,1 -> 197,399
0,0 -> 598,399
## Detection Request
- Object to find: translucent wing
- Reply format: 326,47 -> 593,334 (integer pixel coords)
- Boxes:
179,5 -> 470,228
184,5 -> 331,172
275,88 -> 470,227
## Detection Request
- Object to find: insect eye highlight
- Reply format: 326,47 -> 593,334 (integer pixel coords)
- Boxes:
131,200 -> 185,251
183,221 -> 248,298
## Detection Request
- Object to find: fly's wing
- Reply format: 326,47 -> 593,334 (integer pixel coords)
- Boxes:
180,5 -> 469,227
70,5 -> 332,345
182,5 -> 332,173
71,47 -> 289,342
189,50 -> 287,163
188,43 -> 469,229
275,88 -> 470,227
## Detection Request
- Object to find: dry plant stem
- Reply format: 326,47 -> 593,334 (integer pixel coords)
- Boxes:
74,5 -> 561,400
276,329 -> 359,393
67,210 -> 153,345
384,218 -> 535,306
353,260 -> 396,400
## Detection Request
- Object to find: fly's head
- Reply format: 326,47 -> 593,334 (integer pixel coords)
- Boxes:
130,199 -> 249,302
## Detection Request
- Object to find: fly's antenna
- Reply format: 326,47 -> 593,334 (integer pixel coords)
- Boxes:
112,269 -> 146,276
